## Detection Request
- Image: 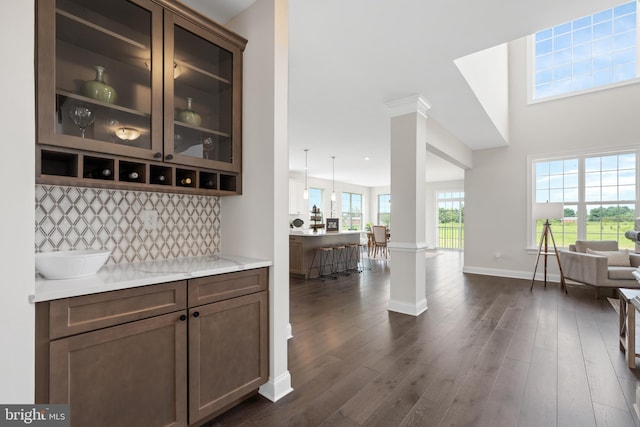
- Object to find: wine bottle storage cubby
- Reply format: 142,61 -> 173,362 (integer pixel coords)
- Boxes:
40,150 -> 78,177
118,160 -> 145,183
220,174 -> 237,192
38,148 -> 239,195
150,165 -> 172,186
176,168 -> 196,188
83,156 -> 115,181
199,171 -> 217,190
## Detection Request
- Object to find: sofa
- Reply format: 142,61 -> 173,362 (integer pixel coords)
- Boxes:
559,240 -> 640,298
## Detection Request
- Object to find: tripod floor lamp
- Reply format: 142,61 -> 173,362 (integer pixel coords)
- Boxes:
530,202 -> 567,293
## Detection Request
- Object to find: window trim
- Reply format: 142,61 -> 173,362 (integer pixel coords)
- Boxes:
526,145 -> 639,251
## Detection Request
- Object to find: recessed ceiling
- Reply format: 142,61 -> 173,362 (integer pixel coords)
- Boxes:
182,0 -> 622,187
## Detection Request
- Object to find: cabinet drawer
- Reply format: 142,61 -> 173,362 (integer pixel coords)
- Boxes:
188,268 -> 268,307
49,281 -> 187,339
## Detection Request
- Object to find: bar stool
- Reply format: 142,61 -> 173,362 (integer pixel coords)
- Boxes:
308,246 -> 336,279
358,242 -> 371,270
331,245 -> 350,276
345,243 -> 362,273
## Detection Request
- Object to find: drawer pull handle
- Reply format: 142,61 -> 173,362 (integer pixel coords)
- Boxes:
154,152 -> 162,159
179,314 -> 187,321
193,311 -> 200,318
166,154 -> 174,160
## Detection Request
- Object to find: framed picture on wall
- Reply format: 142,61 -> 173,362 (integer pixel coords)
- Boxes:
326,218 -> 339,232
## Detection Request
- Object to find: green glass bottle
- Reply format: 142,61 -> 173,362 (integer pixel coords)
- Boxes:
177,97 -> 202,127
81,66 -> 117,104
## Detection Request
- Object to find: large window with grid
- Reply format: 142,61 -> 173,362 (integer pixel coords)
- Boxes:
532,1 -> 638,100
532,151 -> 637,249
341,192 -> 362,231
377,194 -> 391,227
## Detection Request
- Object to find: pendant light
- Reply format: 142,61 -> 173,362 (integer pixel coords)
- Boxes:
331,156 -> 336,202
330,156 -> 336,218
303,149 -> 309,200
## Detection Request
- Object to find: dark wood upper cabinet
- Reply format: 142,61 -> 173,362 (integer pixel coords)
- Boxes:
36,0 -> 246,195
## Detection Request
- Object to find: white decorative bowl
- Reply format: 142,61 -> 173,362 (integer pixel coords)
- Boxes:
35,249 -> 111,280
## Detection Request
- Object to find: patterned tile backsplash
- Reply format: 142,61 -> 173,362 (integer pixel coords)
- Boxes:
35,185 -> 221,264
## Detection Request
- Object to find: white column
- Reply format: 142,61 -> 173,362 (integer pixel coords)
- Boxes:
225,0 -> 293,401
386,95 -> 430,316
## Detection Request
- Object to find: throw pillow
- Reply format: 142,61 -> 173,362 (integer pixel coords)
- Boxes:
585,248 -> 631,266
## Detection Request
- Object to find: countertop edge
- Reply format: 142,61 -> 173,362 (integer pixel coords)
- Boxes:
30,255 -> 272,303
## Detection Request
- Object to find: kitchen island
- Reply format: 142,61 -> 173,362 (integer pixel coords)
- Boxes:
289,230 -> 362,278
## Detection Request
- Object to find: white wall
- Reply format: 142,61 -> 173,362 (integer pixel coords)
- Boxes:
0,1 -> 35,402
464,36 -> 640,279
454,43 -> 510,145
224,0 -> 292,401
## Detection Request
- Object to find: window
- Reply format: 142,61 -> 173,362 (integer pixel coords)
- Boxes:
437,192 -> 465,249
341,192 -> 362,230
532,151 -> 636,249
533,1 -> 638,100
308,188 -> 322,214
378,194 -> 391,227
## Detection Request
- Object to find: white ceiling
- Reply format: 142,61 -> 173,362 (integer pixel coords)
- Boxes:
180,0 -> 622,187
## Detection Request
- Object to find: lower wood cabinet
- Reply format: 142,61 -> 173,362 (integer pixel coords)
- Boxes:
189,292 -> 268,421
36,268 -> 269,427
49,312 -> 188,427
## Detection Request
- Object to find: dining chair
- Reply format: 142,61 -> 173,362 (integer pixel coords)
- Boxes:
372,225 -> 388,258
367,232 -> 376,257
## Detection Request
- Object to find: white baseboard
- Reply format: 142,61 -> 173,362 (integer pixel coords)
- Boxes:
287,323 -> 293,340
462,265 -> 563,283
388,298 -> 428,316
259,371 -> 293,402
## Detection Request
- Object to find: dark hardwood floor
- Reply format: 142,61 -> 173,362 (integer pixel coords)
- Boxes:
207,252 -> 640,427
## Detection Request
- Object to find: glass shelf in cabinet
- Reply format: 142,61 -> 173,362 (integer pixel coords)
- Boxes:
56,92 -> 151,149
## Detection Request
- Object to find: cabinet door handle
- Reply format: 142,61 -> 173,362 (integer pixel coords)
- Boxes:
179,314 -> 187,321
165,154 -> 174,160
193,311 -> 200,318
154,152 -> 162,159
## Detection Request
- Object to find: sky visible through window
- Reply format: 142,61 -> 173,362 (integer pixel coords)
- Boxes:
534,1 -> 638,99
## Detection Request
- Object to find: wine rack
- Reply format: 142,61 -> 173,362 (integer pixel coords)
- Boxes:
38,147 -> 239,195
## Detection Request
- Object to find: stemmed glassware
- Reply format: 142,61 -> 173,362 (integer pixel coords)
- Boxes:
69,105 -> 95,138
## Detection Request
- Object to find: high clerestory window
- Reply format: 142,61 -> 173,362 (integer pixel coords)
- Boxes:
533,1 -> 638,100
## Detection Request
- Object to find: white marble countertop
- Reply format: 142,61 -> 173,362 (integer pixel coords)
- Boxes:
31,254 -> 272,303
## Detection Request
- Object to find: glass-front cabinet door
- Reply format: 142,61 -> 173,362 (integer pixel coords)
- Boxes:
164,13 -> 243,172
37,0 -> 163,159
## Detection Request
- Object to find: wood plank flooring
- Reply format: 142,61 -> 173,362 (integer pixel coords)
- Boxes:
207,252 -> 640,427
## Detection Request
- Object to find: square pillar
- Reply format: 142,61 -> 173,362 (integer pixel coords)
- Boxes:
386,95 -> 430,316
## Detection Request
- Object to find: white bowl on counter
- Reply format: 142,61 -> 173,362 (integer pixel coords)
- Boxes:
35,249 -> 111,280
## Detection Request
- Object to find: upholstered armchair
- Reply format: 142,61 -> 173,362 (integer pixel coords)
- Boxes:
559,240 -> 640,298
